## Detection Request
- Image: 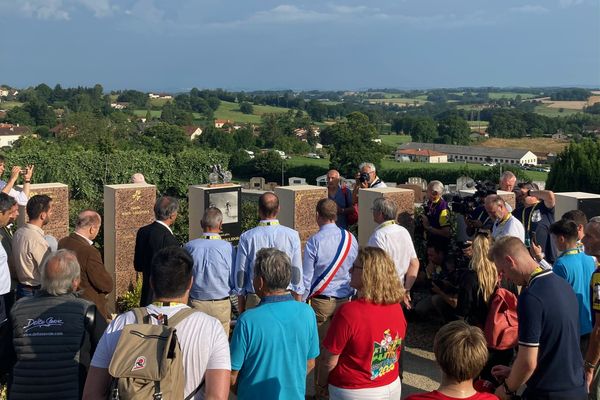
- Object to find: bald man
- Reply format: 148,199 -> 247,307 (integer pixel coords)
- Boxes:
489,236 -> 585,400
58,210 -> 113,320
326,169 -> 354,229
233,192 -> 303,312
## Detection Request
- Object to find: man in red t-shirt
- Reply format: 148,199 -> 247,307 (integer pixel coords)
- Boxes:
405,321 -> 499,400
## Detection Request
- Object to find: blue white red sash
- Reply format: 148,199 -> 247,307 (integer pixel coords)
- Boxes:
308,229 -> 353,298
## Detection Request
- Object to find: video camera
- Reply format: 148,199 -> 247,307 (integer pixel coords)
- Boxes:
448,180 -> 497,215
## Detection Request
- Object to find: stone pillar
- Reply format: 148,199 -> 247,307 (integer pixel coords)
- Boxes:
358,188 -> 415,247
17,183 -> 69,241
188,184 -> 242,244
274,185 -> 327,246
555,192 -> 600,220
104,184 -> 156,313
497,190 -> 516,210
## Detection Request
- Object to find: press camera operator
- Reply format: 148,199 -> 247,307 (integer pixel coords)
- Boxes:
351,162 -> 386,205
449,180 -> 497,239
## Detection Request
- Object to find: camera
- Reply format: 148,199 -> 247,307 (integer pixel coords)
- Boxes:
358,172 -> 370,184
449,180 -> 497,215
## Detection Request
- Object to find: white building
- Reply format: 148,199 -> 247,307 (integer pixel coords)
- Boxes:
396,149 -> 448,163
0,124 -> 32,147
398,142 -> 538,166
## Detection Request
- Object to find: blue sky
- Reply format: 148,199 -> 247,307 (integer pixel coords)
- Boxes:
1,0 -> 599,91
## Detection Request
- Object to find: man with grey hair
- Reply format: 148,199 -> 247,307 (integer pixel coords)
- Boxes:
499,170 -> 516,212
421,180 -> 451,249
356,162 -> 386,189
184,207 -> 235,335
230,248 -> 319,400
485,195 -> 525,242
134,196 -> 180,306
368,197 -> 419,308
582,217 -> 600,395
58,210 -> 113,320
8,250 -> 107,399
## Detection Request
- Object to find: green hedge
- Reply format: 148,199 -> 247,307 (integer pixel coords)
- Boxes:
4,143 -> 228,244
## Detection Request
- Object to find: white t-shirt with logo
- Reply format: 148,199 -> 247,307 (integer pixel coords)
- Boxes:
91,304 -> 230,399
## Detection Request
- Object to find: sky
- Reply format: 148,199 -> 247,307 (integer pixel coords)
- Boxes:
1,0 -> 599,91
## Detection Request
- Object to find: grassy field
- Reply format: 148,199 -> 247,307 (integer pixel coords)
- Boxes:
213,101 -> 293,124
132,109 -> 162,118
132,100 -> 293,123
378,134 -> 412,146
487,92 -> 539,99
533,105 -> 581,117
287,156 -> 547,181
478,137 -> 569,154
467,120 -> 489,127
367,98 -> 427,105
0,101 -> 23,110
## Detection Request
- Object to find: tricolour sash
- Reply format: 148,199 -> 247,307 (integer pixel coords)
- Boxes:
308,228 -> 353,298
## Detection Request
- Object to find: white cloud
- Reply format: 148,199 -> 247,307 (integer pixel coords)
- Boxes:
206,4 -> 489,29
79,0 -> 116,17
249,5 -> 334,23
20,0 -> 70,20
10,0 -> 116,20
509,5 -> 549,14
559,0 -> 584,7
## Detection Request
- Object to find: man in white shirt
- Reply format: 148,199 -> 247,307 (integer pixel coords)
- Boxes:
0,157 -> 33,206
0,193 -> 17,374
367,197 -> 419,308
83,246 -> 231,400
485,194 -> 525,242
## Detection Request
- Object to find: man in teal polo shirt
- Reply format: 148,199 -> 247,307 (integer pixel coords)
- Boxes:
230,248 -> 319,400
550,218 -> 596,353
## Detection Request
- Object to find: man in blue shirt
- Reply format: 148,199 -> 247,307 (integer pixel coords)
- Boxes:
489,236 -> 586,400
549,218 -> 596,352
326,170 -> 354,229
230,248 -> 319,400
302,198 -> 358,394
233,192 -> 303,313
185,207 -> 235,335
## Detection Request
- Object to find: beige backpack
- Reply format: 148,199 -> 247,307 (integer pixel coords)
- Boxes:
108,307 -> 199,400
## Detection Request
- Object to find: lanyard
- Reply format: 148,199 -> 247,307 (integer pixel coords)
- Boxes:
152,301 -> 186,307
496,212 -> 511,227
376,220 -> 396,230
558,248 -> 582,258
201,234 -> 221,240
528,266 -> 545,284
258,220 -> 280,226
522,202 -> 539,233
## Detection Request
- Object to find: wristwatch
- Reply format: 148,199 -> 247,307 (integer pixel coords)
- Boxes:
502,381 -> 517,397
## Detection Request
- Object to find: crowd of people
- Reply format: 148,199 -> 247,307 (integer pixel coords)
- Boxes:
0,160 -> 599,400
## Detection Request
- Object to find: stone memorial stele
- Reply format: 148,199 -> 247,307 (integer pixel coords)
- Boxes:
17,183 -> 69,241
274,185 -> 327,246
188,184 -> 242,245
358,187 -> 415,247
555,192 -> 600,221
104,183 -> 156,313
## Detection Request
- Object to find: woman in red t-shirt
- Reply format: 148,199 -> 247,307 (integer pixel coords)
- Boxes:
319,247 -> 407,400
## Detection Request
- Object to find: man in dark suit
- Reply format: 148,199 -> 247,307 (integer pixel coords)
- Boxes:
134,196 -> 180,306
58,210 -> 113,320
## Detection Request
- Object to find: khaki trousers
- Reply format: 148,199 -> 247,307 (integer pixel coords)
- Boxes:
245,293 -> 262,310
311,297 -> 349,393
190,298 -> 231,336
